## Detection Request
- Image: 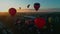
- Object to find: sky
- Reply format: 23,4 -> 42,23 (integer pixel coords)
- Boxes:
0,0 -> 60,12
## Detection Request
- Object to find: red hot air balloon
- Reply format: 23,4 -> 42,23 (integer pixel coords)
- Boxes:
9,8 -> 17,16
34,18 -> 46,29
34,3 -> 40,11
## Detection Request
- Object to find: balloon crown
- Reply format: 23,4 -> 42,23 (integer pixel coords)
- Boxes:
34,3 -> 40,5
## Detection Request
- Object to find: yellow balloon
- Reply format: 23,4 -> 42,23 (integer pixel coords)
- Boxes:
48,17 -> 52,23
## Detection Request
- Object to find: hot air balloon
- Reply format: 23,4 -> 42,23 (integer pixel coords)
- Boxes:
19,7 -> 21,9
34,3 -> 40,11
9,8 -> 17,16
48,17 -> 52,23
27,4 -> 30,8
34,18 -> 46,29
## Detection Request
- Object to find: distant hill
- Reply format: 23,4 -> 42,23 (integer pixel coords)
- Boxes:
0,12 -> 9,16
17,8 -> 60,12
0,8 -> 60,16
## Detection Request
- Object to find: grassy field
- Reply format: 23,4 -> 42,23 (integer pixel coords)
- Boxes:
0,12 -> 60,34
0,12 -> 60,28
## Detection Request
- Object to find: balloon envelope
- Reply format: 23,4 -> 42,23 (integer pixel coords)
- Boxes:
34,3 -> 40,11
34,18 -> 46,29
9,8 -> 17,16
19,7 -> 21,9
27,4 -> 30,8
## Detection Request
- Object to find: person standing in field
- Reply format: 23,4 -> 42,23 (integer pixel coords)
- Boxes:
0,21 -> 13,34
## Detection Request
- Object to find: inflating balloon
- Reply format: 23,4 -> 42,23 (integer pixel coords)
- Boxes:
9,8 -> 17,16
34,3 -> 40,11
34,18 -> 46,29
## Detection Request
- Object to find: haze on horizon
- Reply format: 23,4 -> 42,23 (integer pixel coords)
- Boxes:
0,0 -> 60,12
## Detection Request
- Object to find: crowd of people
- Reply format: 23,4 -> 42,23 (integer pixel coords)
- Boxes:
0,21 -> 13,34
0,16 -> 48,34
0,17 -> 41,34
14,18 -> 41,34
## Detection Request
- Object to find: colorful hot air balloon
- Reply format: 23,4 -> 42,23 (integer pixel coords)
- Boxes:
34,3 -> 40,11
34,18 -> 46,29
9,8 -> 17,16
